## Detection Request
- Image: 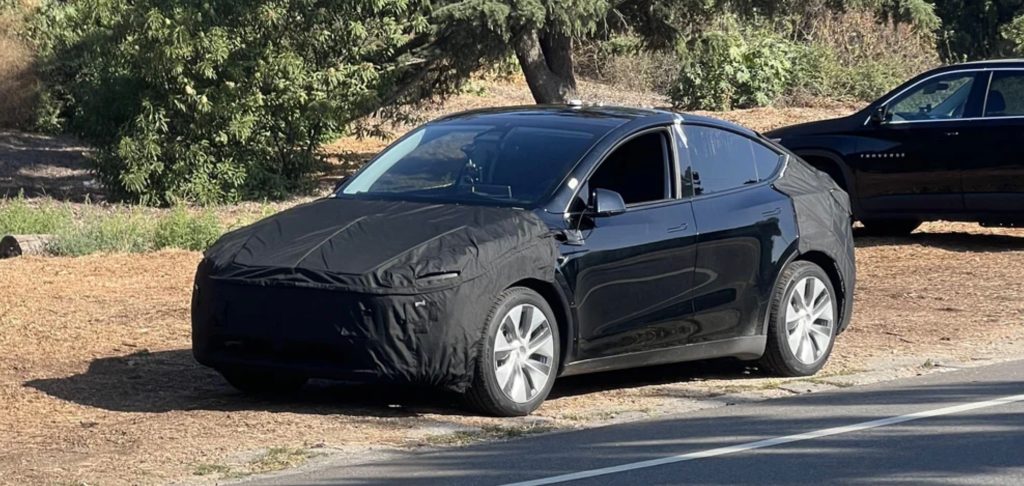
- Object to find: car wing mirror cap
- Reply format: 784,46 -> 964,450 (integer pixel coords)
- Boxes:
870,105 -> 890,125
592,188 -> 626,216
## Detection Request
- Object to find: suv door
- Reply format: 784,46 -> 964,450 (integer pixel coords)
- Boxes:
856,71 -> 984,215
560,128 -> 700,360
963,70 -> 1024,215
681,124 -> 796,343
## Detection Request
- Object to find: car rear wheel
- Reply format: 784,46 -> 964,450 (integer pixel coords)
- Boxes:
219,368 -> 308,395
466,287 -> 560,416
760,261 -> 837,377
859,219 -> 920,236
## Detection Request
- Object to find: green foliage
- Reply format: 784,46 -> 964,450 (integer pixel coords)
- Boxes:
670,23 -> 794,110
28,0 -> 428,205
0,193 -> 71,234
932,0 -> 1024,60
49,207 -> 225,256
1001,14 -> 1024,55
49,210 -> 158,256
153,207 -> 222,251
670,8 -> 939,110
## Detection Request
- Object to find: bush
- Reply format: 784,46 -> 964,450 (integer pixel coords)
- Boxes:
671,23 -> 794,111
576,35 -> 679,94
669,9 -> 940,110
153,207 -> 222,251
49,211 -> 157,256
0,194 -> 71,234
28,0 -> 425,205
787,9 -> 940,104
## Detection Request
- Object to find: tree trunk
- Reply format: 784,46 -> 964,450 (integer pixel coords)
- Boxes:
513,29 -> 578,104
1,234 -> 53,258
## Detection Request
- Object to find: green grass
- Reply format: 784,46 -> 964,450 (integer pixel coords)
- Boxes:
248,447 -> 316,474
0,194 -> 72,235
48,207 -> 225,256
193,463 -> 232,476
0,197 -> 229,256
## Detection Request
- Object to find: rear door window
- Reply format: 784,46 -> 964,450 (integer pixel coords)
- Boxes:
681,125 -> 776,195
984,71 -> 1024,117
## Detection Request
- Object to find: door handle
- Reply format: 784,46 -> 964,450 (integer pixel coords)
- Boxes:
667,222 -> 689,233
762,207 -> 782,217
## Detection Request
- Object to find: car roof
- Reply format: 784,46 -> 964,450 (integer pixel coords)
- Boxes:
932,59 -> 1024,72
431,104 -> 761,137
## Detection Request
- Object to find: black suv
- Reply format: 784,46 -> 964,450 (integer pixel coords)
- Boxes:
768,60 -> 1024,235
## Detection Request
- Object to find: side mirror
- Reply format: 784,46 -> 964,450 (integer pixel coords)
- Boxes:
590,188 -> 626,216
870,105 -> 890,125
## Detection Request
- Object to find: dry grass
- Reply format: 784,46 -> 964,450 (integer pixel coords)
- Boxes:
2,224 -> 1023,485
0,1 -> 38,129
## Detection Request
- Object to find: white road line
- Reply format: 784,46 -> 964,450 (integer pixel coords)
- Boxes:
503,393 -> 1024,486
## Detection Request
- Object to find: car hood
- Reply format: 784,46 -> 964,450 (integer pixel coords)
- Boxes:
202,198 -> 557,293
765,113 -> 864,140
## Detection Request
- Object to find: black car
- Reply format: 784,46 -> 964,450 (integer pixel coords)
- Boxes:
192,106 -> 855,416
768,60 -> 1024,235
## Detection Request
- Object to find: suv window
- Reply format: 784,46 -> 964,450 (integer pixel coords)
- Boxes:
984,71 -> 1024,117
889,73 -> 976,122
682,125 -> 772,195
588,131 -> 672,206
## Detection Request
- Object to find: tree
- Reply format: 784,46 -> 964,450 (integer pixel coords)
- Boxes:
29,0 -> 430,204
930,0 -> 1024,60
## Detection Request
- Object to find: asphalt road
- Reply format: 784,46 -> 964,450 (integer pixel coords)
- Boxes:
248,360 -> 1024,485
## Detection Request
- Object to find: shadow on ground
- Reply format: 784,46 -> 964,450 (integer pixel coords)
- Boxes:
0,130 -> 101,201
25,349 -> 755,417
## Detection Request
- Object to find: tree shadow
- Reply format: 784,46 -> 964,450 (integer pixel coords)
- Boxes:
854,228 -> 1024,252
24,349 -> 469,418
26,349 -> 758,417
0,130 -> 105,202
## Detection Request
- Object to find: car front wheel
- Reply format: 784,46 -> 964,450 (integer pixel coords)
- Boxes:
760,261 -> 838,377
466,287 -> 560,416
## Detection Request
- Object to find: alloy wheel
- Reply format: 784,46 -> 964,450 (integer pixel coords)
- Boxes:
785,276 -> 835,365
492,303 -> 555,403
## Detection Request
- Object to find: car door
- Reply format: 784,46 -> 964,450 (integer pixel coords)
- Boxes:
854,71 -> 984,215
962,70 -> 1024,214
681,124 -> 797,343
559,128 -> 700,360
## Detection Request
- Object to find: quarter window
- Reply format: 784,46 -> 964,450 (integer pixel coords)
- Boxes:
889,73 -> 976,122
682,125 -> 777,195
984,72 -> 1024,117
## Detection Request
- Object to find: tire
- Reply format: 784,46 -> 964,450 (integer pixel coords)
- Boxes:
219,368 -> 308,395
859,219 -> 920,236
760,261 -> 838,377
466,287 -> 560,416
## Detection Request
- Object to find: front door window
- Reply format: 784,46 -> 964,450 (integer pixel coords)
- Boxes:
889,73 -> 976,122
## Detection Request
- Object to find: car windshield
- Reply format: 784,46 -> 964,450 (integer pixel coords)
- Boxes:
339,122 -> 604,206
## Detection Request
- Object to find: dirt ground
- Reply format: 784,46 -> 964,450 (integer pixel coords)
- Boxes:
2,223 -> 1023,485
2,81 -> 1023,485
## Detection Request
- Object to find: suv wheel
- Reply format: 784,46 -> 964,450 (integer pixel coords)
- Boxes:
466,287 -> 560,416
860,219 -> 920,236
760,261 -> 838,377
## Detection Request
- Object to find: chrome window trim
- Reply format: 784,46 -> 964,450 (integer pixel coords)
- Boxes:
864,67 -> 1024,126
